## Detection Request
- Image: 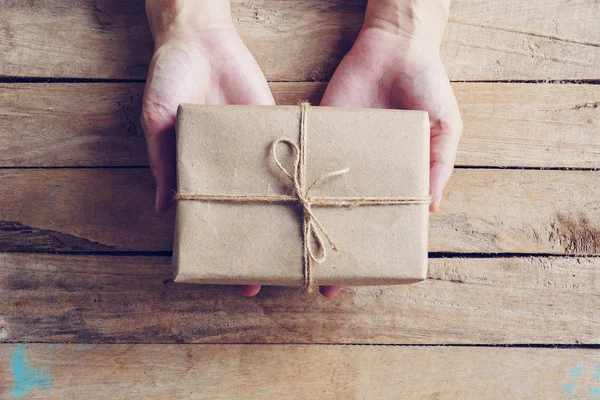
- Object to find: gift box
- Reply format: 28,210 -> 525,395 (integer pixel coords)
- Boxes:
173,103 -> 430,290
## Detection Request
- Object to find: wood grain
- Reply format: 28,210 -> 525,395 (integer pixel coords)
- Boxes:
1,169 -> 599,254
445,0 -> 600,80
0,253 -> 598,344
436,169 -> 600,254
450,0 -> 600,44
1,344 -> 599,399
0,82 -> 323,168
0,169 -> 173,252
1,83 -> 599,168
454,83 -> 600,168
0,83 -> 147,167
1,0 -> 599,81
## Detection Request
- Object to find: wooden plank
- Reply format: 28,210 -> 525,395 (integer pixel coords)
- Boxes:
441,21 -> 600,82
0,169 -> 174,252
0,82 -> 324,167
450,0 -> 600,44
0,83 -> 148,167
1,83 -> 599,168
1,344 -> 599,399
1,169 -> 599,254
1,0 -> 599,81
454,83 -> 600,168
0,1 -> 153,80
435,169 -> 600,254
0,253 -> 598,344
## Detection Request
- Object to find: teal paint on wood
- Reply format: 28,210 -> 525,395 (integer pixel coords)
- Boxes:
569,364 -> 584,378
10,344 -> 53,398
562,383 -> 576,396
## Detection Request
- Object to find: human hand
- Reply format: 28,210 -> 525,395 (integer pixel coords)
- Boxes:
142,0 -> 273,297
322,0 -> 462,211
320,0 -> 463,297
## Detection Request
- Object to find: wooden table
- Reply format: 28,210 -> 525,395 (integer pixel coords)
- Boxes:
1,1 -> 599,398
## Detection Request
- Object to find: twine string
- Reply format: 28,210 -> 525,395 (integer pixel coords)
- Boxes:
270,136 -> 346,264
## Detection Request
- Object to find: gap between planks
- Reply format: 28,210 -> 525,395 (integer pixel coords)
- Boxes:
2,166 -> 599,171
1,342 -> 600,348
1,251 -> 600,258
2,78 -> 600,84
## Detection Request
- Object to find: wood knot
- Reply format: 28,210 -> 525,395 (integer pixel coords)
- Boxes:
549,214 -> 600,255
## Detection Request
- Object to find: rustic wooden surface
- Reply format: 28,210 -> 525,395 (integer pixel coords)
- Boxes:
1,169 -> 599,254
2,0 -> 599,80
1,0 -> 599,398
1,253 -> 598,344
1,83 -> 599,168
2,344 -> 600,399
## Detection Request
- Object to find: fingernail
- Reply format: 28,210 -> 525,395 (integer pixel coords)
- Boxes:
319,286 -> 342,298
239,285 -> 261,297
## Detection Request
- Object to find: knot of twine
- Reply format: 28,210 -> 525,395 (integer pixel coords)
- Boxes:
270,104 -> 351,287
175,102 -> 431,292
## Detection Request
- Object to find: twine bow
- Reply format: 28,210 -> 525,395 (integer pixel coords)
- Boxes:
175,102 -> 431,292
271,134 -> 350,288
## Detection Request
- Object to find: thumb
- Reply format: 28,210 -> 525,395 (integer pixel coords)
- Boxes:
141,104 -> 177,213
429,111 -> 463,212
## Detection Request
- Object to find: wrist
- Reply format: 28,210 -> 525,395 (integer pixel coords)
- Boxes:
362,0 -> 450,47
145,0 -> 233,45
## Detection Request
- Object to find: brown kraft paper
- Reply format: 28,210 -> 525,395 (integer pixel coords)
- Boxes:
173,103 -> 430,288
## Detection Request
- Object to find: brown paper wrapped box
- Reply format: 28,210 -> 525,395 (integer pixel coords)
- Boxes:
173,104 -> 430,288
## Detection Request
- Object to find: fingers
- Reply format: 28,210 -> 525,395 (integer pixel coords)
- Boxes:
428,78 -> 463,212
429,159 -> 453,212
429,127 -> 462,212
238,285 -> 341,297
239,285 -> 261,297
429,117 -> 463,212
319,286 -> 342,298
141,105 -> 177,213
